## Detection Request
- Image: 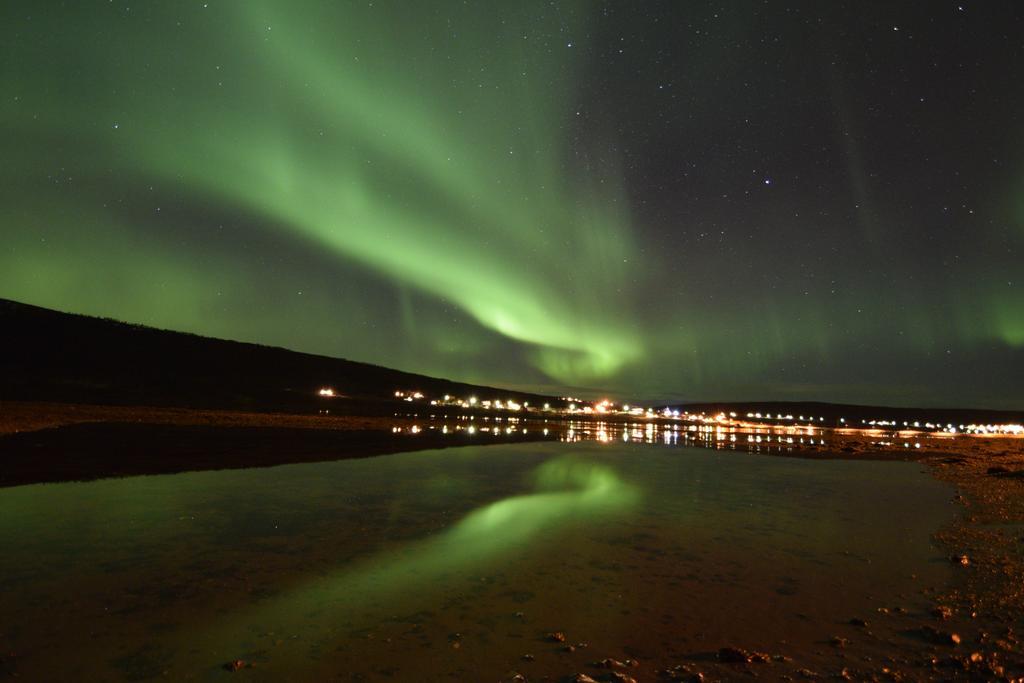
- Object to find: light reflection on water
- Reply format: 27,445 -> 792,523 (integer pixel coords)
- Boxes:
0,441 -> 953,680
391,417 -> 837,451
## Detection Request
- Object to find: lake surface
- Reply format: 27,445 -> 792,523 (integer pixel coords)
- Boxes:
0,441 -> 955,681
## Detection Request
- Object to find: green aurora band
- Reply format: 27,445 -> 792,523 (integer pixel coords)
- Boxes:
1,1 -> 1022,406
2,1 -> 642,384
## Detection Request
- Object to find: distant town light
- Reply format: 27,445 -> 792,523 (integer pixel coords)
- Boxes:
318,388 -> 335,397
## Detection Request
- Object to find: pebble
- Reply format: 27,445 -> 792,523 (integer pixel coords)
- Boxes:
593,657 -> 638,669
921,625 -> 961,646
609,673 -> 638,683
224,660 -> 246,672
717,646 -> 750,663
659,663 -> 697,680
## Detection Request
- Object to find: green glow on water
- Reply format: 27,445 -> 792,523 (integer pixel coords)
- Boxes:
233,457 -> 636,612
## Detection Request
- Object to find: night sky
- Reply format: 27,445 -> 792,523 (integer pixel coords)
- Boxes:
2,2 -> 1022,408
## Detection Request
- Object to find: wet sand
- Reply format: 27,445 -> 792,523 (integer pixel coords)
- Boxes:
1,400 -> 1022,680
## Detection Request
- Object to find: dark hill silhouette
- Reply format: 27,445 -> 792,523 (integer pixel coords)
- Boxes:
0,298 -> 564,414
2,298 -> 1020,425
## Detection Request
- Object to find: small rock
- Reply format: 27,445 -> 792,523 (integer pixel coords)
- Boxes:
609,673 -> 637,683
921,625 -> 961,646
562,645 -> 576,653
660,664 -> 700,681
880,666 -> 906,681
594,658 -> 628,669
718,646 -> 750,663
546,632 -> 566,642
849,617 -> 868,627
521,653 -> 534,661
829,636 -> 848,648
224,660 -> 246,672
796,668 -> 821,679
951,554 -> 970,566
931,605 -> 953,620
572,675 -> 598,683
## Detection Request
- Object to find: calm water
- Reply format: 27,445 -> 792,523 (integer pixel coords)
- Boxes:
0,441 -> 954,681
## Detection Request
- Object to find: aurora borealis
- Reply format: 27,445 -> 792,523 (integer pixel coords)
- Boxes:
2,1 -> 1022,407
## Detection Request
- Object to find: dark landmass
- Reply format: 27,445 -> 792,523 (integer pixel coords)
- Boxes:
3,298 -> 1020,426
0,298 -> 563,414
